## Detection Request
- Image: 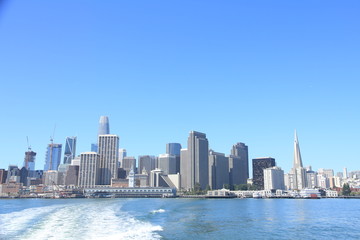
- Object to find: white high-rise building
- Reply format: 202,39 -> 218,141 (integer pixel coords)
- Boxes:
98,135 -> 119,185
288,130 -> 307,190
118,148 -> 127,167
158,154 -> 176,175
264,166 -> 285,190
78,152 -> 99,188
343,167 -> 348,179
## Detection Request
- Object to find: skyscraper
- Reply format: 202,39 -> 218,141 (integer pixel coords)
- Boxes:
98,116 -> 110,135
64,136 -> 77,164
263,166 -> 285,190
180,131 -> 209,190
122,156 -> 136,176
166,143 -> 182,156
158,154 -> 176,175
289,130 -> 307,190
166,143 -> 181,174
138,155 -> 156,175
252,157 -> 276,189
209,150 -> 229,190
98,134 -> 119,185
119,148 -> 127,167
44,143 -> 62,171
24,150 -> 36,171
78,152 -> 99,188
231,142 -> 249,180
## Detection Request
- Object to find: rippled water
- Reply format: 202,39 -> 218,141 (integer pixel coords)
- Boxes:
1,198 -> 359,239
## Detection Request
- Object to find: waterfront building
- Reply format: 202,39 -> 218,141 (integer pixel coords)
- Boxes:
209,150 -> 229,190
166,143 -> 181,173
230,142 -> 249,180
252,157 -> 276,189
158,154 -> 177,175
63,136 -> 77,164
98,116 -> 110,135
263,166 -> 285,190
138,155 -> 156,175
98,135 -> 119,185
24,150 -> 36,171
180,131 -> 209,190
78,152 -> 100,188
119,148 -> 127,167
44,143 -> 62,171
128,167 -> 135,188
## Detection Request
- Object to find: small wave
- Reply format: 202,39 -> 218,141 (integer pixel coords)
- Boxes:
151,209 -> 166,214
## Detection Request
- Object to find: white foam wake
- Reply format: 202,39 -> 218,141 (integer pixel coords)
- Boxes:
0,204 -> 62,238
15,200 -> 163,240
151,209 -> 166,214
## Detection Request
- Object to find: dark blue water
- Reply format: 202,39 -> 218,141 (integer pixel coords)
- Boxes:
1,198 -> 359,239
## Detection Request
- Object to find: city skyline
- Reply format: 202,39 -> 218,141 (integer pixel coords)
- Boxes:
0,1 -> 359,173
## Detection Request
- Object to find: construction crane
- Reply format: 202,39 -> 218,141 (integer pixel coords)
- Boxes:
26,136 -> 32,151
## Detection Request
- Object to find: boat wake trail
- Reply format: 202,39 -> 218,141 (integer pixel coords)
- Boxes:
1,200 -> 163,240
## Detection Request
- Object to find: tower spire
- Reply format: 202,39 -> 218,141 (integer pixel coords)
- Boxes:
293,129 -> 303,168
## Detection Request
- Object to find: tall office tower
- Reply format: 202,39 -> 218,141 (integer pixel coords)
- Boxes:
166,143 -> 181,174
98,116 -> 110,135
263,166 -> 285,190
306,170 -> 318,188
119,148 -> 127,167
0,169 -> 6,184
122,156 -> 136,176
23,150 -> 36,171
98,135 -> 119,185
138,155 -> 156,175
290,130 -> 307,190
231,142 -> 249,180
228,155 -> 246,186
209,150 -> 229,190
343,167 -> 348,179
180,131 -> 209,190
166,143 -> 182,155
252,157 -> 276,189
44,144 -> 62,171
180,148 -> 189,189
91,143 -> 98,153
78,152 -> 99,188
158,154 -> 177,175
20,167 -> 29,186
64,137 -> 77,164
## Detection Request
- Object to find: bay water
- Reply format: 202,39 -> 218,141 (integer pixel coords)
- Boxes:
1,198 -> 359,239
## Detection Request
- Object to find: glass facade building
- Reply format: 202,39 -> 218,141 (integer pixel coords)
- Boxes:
64,136 -> 77,164
44,144 -> 62,171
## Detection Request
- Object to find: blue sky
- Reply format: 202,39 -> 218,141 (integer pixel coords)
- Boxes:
0,1 -> 359,175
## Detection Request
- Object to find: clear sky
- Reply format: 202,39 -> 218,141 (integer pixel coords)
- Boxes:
0,1 -> 359,175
